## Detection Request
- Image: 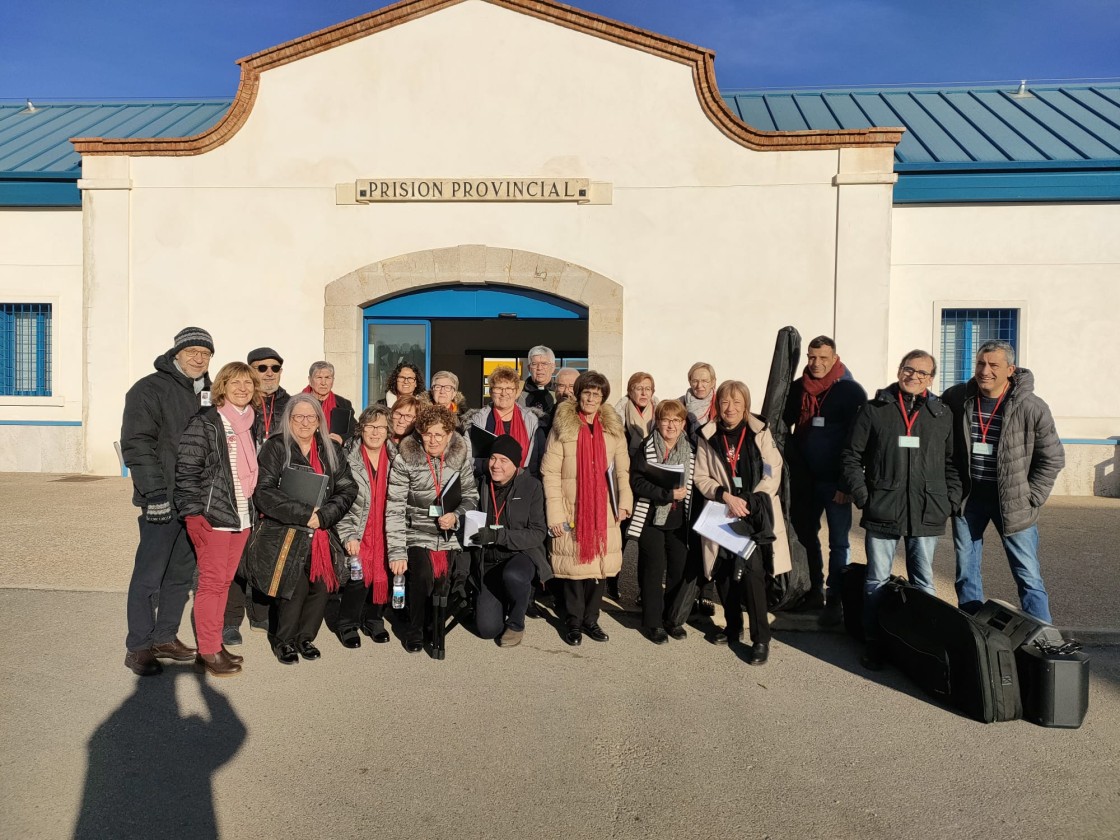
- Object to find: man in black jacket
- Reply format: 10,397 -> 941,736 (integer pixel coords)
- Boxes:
841,350 -> 962,670
518,345 -> 557,415
247,346 -> 289,447
783,336 -> 867,623
120,327 -> 214,676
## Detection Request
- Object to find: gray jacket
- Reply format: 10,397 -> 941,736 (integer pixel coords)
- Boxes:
942,368 -> 1064,535
387,432 -> 479,560
337,440 -> 397,546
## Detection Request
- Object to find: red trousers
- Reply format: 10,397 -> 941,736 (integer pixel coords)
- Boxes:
186,518 -> 250,656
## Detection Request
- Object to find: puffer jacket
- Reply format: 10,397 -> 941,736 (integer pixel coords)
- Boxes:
175,406 -> 256,528
249,436 -> 358,596
386,432 -> 479,559
337,440 -> 398,546
941,369 -> 1064,535
120,350 -> 211,511
693,415 -> 791,578
841,384 -> 962,538
540,401 -> 633,580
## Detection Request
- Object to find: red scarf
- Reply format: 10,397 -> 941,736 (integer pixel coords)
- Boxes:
307,443 -> 339,593
303,387 -> 337,428
359,445 -> 390,603
429,550 -> 449,579
493,407 -> 530,467
799,359 -> 847,428
575,411 -> 608,564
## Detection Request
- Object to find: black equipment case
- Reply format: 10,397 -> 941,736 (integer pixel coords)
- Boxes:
1016,640 -> 1090,728
876,580 -> 1022,723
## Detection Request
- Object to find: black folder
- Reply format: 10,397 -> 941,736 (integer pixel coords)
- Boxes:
279,466 -> 328,510
644,461 -> 685,490
606,464 -> 619,519
439,470 -> 462,515
467,424 -> 497,453
329,407 -> 354,438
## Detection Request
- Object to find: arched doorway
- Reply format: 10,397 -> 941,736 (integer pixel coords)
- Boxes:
323,245 -> 624,404
363,286 -> 588,407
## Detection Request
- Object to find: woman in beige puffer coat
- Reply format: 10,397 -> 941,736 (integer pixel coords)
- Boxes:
541,371 -> 632,646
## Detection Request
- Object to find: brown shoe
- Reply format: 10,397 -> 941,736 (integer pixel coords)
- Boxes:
498,627 -> 524,648
124,648 -> 163,676
151,638 -> 197,661
221,646 -> 244,664
196,652 -> 242,677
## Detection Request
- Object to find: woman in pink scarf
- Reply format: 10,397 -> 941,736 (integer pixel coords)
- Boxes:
177,362 -> 262,677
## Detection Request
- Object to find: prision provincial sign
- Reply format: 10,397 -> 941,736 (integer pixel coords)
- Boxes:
355,178 -> 591,203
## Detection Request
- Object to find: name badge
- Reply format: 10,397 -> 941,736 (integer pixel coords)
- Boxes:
811,416 -> 825,428
763,463 -> 773,478
898,436 -> 920,449
972,442 -> 994,455
490,524 -> 504,530
732,477 -> 743,489
200,390 -> 212,407
428,505 -> 444,518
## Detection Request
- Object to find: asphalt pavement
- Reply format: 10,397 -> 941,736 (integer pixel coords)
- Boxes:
1,473 -> 1117,840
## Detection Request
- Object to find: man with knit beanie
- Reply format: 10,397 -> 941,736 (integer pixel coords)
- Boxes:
120,327 -> 215,676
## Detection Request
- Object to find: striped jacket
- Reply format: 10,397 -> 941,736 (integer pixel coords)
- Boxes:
626,432 -> 695,540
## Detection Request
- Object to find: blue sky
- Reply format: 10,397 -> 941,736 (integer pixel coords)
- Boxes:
2,0 -> 1118,99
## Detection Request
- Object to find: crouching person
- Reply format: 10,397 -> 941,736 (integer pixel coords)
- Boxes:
470,435 -> 550,647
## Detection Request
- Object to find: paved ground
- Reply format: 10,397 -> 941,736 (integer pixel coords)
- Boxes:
1,474 -> 1118,840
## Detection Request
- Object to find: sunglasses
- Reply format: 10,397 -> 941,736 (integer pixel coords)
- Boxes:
255,364 -> 282,373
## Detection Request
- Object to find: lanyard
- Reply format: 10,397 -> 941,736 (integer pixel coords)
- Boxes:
722,427 -> 747,478
489,482 -> 508,527
897,392 -> 920,436
262,394 -> 275,438
975,387 -> 1008,443
425,449 -> 446,498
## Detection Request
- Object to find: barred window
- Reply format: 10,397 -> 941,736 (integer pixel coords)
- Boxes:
0,303 -> 52,397
939,308 -> 1018,393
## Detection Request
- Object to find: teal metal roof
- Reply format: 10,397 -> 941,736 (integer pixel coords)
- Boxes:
3,84 -> 1120,206
0,100 -> 230,206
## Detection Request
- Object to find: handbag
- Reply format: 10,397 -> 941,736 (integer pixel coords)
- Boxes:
245,519 -> 313,601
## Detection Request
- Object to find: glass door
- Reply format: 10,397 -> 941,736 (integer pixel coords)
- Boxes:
365,319 -> 430,406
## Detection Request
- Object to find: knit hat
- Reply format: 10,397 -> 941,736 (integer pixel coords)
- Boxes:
247,347 -> 284,366
172,327 -> 214,355
489,434 -> 523,468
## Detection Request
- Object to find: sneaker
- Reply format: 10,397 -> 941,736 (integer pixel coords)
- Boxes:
498,627 -> 524,647
222,626 -> 243,646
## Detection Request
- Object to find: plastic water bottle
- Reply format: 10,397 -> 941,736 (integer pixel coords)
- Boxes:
391,574 -> 406,609
348,556 -> 363,582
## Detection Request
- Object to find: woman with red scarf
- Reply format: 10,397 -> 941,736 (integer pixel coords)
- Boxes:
177,361 -> 263,677
541,371 -> 632,647
304,360 -> 357,445
336,406 -> 395,647
468,365 -> 543,479
251,394 -> 357,665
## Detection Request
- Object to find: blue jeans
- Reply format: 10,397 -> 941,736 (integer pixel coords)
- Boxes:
792,478 -> 852,597
953,483 -> 1050,622
863,533 -> 938,641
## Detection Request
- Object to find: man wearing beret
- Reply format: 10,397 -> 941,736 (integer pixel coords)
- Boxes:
120,327 -> 215,676
247,347 -> 290,447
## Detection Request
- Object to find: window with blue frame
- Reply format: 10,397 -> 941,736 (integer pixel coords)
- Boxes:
939,308 -> 1018,393
0,303 -> 52,397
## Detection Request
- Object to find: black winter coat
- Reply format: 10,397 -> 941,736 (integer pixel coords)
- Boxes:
248,436 -> 358,598
121,350 -> 211,511
253,387 -> 291,447
474,470 -> 551,584
783,371 -> 867,482
841,385 -> 962,538
176,407 -> 256,528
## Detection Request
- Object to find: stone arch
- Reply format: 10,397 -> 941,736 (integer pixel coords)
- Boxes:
322,244 -> 623,400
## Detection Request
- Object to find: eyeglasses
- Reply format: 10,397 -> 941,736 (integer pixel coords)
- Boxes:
181,348 -> 212,360
529,361 -> 553,369
421,431 -> 447,441
396,375 -> 417,382
291,414 -> 318,425
392,411 -> 416,421
432,384 -> 455,392
255,364 -> 281,373
660,418 -> 685,426
362,424 -> 389,433
900,366 -> 933,380
490,386 -> 516,395
632,386 -> 653,395
580,391 -> 603,401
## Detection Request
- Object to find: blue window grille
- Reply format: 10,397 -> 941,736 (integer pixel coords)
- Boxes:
939,308 -> 1018,393
0,303 -> 52,396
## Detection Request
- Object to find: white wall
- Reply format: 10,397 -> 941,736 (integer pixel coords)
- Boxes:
891,202 -> 1120,438
0,208 -> 85,471
79,0 -> 895,474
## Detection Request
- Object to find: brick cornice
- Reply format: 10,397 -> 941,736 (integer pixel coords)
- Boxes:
71,0 -> 902,157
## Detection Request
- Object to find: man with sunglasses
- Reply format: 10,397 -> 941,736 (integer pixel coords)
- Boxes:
841,350 -> 961,670
120,326 -> 215,676
247,347 -> 290,447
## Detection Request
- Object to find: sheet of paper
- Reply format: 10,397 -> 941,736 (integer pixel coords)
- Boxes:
462,510 -> 489,545
691,499 -> 756,559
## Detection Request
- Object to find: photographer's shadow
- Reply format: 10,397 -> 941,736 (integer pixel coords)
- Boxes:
73,667 -> 246,840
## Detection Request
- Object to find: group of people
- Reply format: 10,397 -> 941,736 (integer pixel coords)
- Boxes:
120,327 -> 1064,678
